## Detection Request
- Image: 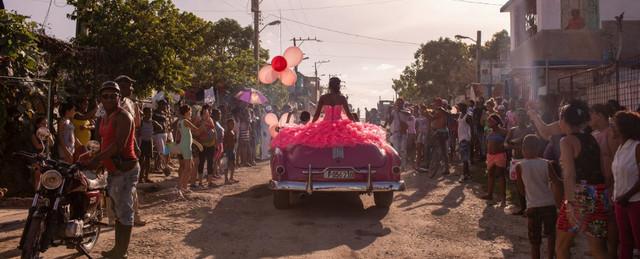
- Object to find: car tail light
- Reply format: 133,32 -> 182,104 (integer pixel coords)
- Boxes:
392,166 -> 401,175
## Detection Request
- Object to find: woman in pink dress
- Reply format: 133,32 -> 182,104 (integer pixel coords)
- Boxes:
271,77 -> 387,149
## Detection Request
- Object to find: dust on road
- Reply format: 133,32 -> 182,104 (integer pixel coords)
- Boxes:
1,162 -> 537,259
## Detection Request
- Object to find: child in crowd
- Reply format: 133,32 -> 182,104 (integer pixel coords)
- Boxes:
138,107 -> 158,183
58,102 -> 79,163
351,112 -> 359,122
208,109 -> 225,184
482,114 -> 508,206
516,134 -> 562,259
299,111 -> 311,125
224,118 -> 238,184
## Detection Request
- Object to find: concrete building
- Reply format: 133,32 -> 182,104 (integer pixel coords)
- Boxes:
500,0 -> 640,101
289,73 -> 320,112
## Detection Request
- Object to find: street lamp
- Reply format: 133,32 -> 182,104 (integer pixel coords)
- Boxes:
259,20 -> 281,33
455,31 -> 482,84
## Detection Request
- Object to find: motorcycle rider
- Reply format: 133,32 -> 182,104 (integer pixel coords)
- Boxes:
82,81 -> 139,259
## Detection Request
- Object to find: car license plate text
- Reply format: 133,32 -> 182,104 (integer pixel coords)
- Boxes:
324,170 -> 354,179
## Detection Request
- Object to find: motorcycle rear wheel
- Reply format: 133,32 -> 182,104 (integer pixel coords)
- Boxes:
21,215 -> 44,259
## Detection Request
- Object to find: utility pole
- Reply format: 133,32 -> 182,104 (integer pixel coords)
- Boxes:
252,0 -> 260,83
291,37 -> 320,73
476,30 -> 482,84
314,60 -> 330,102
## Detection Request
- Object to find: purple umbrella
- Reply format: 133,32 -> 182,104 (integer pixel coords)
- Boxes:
235,88 -> 268,105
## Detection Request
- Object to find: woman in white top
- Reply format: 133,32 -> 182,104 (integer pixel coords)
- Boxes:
611,111 -> 640,259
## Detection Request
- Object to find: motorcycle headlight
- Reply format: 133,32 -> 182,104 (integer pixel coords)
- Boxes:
41,170 -> 63,190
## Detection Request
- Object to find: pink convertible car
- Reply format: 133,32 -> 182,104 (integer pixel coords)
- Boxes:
269,143 -> 405,209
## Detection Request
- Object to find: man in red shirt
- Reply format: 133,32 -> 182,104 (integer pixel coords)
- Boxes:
83,81 -> 138,259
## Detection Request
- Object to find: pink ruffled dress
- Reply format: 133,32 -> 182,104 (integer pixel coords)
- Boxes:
271,105 -> 387,149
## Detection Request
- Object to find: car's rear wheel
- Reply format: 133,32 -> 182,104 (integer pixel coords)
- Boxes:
273,191 -> 291,209
374,192 -> 394,208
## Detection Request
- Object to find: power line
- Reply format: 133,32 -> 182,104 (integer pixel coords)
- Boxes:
220,0 -> 245,12
451,0 -> 501,6
189,0 -> 501,12
42,0 -> 53,28
269,14 -> 420,46
306,53 -> 410,61
275,0 -> 409,11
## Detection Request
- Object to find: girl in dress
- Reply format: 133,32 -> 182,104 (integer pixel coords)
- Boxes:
271,77 -> 386,150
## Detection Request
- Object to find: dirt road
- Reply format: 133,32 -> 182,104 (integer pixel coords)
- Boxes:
1,162 -> 547,259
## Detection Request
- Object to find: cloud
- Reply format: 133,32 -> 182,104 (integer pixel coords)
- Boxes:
375,64 -> 395,71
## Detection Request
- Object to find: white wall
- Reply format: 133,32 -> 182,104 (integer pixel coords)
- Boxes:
600,0 -> 640,21
538,0 -> 562,30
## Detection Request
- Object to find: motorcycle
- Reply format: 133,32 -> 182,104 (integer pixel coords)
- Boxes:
15,140 -> 107,259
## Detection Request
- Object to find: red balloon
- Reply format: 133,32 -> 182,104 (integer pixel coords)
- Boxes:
271,56 -> 288,72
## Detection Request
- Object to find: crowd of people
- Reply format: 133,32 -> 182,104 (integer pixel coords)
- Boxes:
15,70 -> 640,258
372,95 -> 640,259
23,75 -> 306,258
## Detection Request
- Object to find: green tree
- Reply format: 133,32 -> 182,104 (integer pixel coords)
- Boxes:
260,82 -> 289,109
0,10 -> 49,195
482,30 -> 510,60
199,18 -> 268,92
393,37 -> 474,102
67,0 -> 208,95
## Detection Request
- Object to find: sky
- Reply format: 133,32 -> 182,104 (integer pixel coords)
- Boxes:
5,0 -> 509,110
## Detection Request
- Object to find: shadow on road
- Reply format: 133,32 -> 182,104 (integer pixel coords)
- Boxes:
394,171 -> 442,209
475,185 -> 528,258
183,184 -> 392,258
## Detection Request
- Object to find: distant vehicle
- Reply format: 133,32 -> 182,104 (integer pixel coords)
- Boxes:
269,143 -> 405,209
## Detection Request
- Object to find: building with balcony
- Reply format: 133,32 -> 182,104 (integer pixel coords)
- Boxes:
500,0 -> 640,101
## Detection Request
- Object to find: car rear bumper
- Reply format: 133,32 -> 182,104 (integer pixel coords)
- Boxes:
269,180 -> 406,193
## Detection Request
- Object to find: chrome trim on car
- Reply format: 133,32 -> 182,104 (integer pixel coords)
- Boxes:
367,164 -> 373,192
306,164 -> 313,195
270,180 -> 406,192
301,167 -> 377,174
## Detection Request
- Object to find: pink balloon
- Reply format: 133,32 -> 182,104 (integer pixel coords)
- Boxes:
258,65 -> 278,84
264,113 -> 278,126
269,125 -> 278,138
283,46 -> 304,67
279,68 -> 297,86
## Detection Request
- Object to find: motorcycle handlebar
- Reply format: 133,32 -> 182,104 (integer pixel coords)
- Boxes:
13,151 -> 80,176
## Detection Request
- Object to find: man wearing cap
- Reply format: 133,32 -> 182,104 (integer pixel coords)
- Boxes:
114,75 -> 147,227
83,81 -> 138,259
114,75 -> 141,128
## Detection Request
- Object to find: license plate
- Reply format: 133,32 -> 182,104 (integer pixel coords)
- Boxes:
324,170 -> 354,179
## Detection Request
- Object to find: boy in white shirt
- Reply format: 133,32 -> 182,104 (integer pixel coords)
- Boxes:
516,134 -> 562,259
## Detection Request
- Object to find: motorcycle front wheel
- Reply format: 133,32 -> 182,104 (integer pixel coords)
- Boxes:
21,215 -> 44,259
